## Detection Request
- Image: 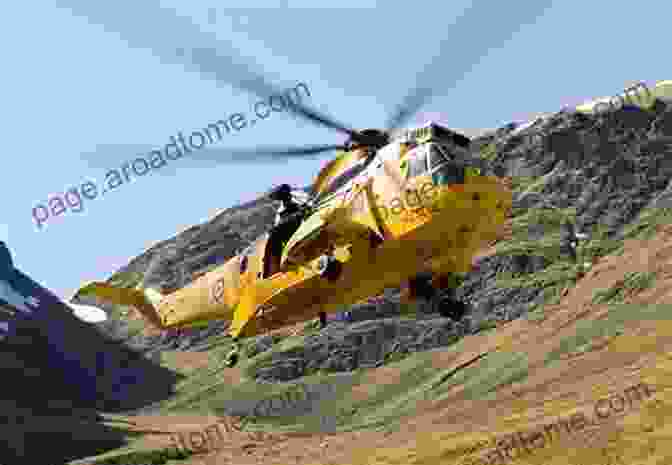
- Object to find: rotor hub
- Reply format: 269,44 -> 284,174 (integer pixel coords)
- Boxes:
349,129 -> 390,149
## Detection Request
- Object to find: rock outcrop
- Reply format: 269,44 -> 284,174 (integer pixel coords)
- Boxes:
80,88 -> 672,385
1,250 -> 181,465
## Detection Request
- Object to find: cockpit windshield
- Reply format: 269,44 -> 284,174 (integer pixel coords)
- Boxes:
403,142 -> 465,185
428,143 -> 451,168
405,145 -> 429,178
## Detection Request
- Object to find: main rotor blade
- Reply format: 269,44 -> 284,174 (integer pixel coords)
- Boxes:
189,144 -> 347,164
78,143 -> 345,183
384,0 -> 555,132
54,0 -> 361,140
188,46 -> 362,141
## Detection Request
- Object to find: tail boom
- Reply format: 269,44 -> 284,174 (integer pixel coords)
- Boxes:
72,282 -> 165,329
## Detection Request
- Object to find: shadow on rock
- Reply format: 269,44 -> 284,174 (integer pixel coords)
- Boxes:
1,269 -> 184,465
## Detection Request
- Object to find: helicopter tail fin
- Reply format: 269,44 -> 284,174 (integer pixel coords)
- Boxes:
71,281 -> 166,329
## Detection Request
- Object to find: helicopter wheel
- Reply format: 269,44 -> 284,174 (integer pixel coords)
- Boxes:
408,273 -> 467,321
407,272 -> 435,300
317,254 -> 343,281
436,296 -> 468,321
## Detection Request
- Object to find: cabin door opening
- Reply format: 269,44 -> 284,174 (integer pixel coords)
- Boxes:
262,217 -> 303,278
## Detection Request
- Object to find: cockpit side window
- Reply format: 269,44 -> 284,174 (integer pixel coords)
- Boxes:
405,146 -> 429,179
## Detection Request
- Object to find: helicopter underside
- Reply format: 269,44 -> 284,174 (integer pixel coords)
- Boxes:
228,175 -> 510,339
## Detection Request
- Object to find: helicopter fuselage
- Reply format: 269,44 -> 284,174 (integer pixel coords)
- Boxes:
124,123 -> 511,341
222,123 -> 511,339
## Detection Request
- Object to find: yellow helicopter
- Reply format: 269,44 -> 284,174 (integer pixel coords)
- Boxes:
73,122 -> 510,366
62,2 -> 534,367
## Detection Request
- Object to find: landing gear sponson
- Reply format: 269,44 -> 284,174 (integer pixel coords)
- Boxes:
225,254 -> 340,368
224,269 -> 466,368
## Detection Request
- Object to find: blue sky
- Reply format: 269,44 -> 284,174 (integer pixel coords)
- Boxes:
1,0 -> 668,299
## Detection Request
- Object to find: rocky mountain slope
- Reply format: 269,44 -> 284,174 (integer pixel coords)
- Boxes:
0,264 -> 181,465
83,84 -> 672,374
57,81 -> 672,465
